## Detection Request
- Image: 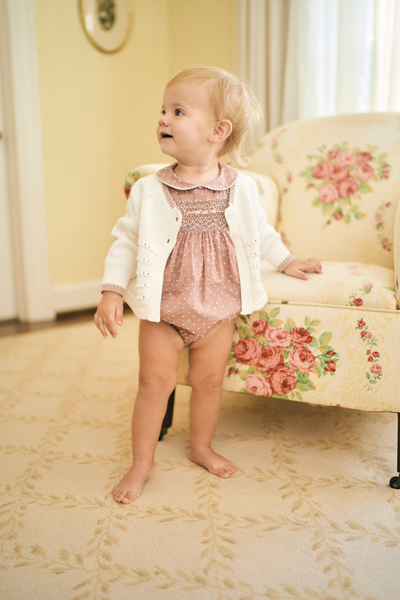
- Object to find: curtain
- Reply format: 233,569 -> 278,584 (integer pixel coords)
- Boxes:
234,0 -> 290,146
234,0 -> 400,143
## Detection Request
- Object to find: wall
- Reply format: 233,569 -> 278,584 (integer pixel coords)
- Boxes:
33,0 -> 235,306
169,0 -> 235,77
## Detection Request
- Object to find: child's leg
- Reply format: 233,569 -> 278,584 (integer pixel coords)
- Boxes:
187,320 -> 235,478
112,320 -> 184,503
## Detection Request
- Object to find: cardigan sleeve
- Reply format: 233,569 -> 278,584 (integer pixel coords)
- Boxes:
247,177 -> 294,271
101,180 -> 142,293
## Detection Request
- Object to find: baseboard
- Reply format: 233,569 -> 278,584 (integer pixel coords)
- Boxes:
53,280 -> 102,314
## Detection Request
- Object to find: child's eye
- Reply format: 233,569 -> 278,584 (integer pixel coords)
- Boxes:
175,109 -> 183,116
160,110 -> 166,115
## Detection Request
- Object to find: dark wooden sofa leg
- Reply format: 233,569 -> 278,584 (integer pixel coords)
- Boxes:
390,413 -> 400,489
158,388 -> 176,441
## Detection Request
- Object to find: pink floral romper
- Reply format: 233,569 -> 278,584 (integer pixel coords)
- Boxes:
156,163 -> 242,347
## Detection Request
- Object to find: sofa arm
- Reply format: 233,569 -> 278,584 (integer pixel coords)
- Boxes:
124,163 -> 170,198
394,199 -> 400,309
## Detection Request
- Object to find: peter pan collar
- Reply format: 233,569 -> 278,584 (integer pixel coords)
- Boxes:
155,162 -> 238,191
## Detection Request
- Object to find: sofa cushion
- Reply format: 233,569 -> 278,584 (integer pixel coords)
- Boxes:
261,261 -> 398,312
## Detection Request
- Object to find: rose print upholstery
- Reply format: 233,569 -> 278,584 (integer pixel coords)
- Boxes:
124,113 -> 400,487
250,113 -> 400,268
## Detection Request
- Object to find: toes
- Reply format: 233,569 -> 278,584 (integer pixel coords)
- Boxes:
121,491 -> 138,504
217,464 -> 235,478
112,488 -> 125,502
112,488 -> 140,503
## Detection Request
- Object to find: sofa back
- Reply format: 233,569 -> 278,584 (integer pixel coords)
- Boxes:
249,113 -> 400,268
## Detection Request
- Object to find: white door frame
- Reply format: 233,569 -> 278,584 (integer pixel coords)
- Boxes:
0,0 -> 55,322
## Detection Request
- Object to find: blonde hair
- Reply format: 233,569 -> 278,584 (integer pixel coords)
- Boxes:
165,66 -> 261,167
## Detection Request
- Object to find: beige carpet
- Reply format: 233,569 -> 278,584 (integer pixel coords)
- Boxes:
0,314 -> 399,600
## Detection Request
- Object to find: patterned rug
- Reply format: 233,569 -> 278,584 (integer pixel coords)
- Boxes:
0,315 -> 399,600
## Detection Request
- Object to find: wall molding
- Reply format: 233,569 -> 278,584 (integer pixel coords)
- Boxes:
53,281 -> 103,314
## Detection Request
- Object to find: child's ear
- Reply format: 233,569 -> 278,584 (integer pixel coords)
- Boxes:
210,119 -> 232,144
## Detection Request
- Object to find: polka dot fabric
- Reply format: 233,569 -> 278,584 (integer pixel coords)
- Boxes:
156,163 -> 242,347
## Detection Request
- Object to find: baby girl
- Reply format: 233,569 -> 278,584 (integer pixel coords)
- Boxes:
94,66 -> 322,503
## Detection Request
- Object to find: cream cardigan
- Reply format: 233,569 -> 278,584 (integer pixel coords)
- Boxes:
101,171 -> 293,321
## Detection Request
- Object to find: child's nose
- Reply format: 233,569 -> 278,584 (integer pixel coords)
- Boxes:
158,114 -> 168,126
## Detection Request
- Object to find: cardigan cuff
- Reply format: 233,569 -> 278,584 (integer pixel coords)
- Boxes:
102,266 -> 132,291
101,284 -> 125,296
264,239 -> 294,271
277,253 -> 295,272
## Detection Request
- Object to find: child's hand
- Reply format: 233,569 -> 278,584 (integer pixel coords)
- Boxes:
94,291 -> 124,338
283,258 -> 323,280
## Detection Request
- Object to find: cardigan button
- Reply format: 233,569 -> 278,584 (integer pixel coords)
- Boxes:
167,239 -> 170,243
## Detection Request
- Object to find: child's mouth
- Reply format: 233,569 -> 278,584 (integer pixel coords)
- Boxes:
161,133 -> 173,138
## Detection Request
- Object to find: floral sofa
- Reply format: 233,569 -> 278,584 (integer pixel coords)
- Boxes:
124,112 -> 400,487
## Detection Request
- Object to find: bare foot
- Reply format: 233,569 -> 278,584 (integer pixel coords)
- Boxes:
112,461 -> 155,504
188,447 -> 235,478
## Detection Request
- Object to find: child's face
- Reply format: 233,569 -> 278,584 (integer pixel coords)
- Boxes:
157,82 -> 218,164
